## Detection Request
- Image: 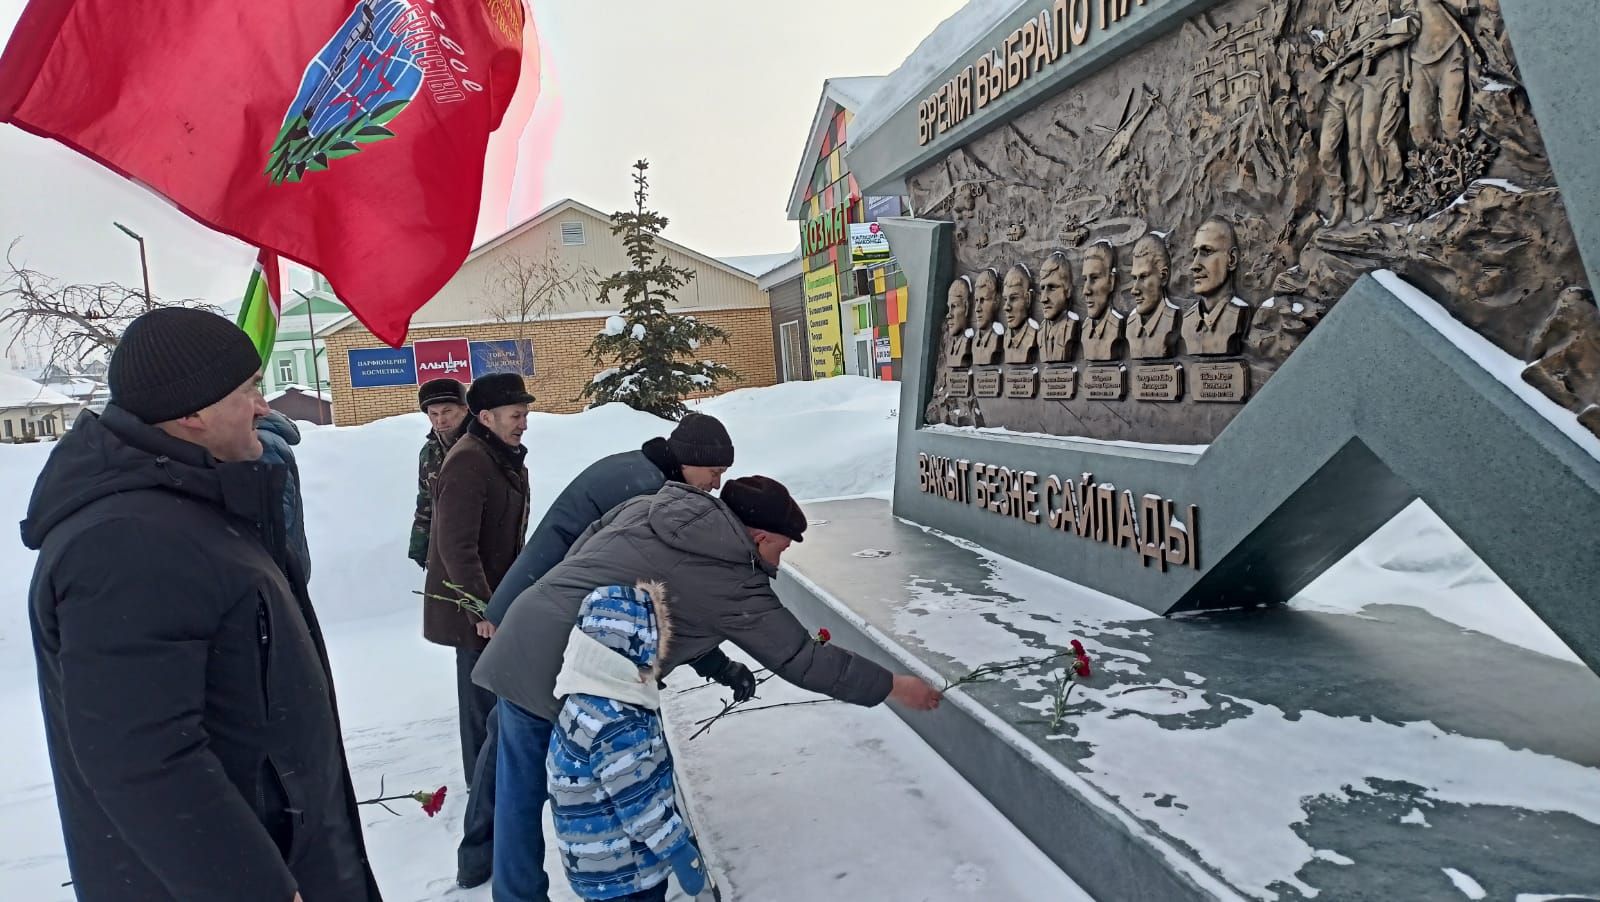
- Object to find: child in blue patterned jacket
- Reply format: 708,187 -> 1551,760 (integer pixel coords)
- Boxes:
547,581 -> 711,902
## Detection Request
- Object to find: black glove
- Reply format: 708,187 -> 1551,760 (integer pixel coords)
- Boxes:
691,650 -> 756,703
715,660 -> 757,703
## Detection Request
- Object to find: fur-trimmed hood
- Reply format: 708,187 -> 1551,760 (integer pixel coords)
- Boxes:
552,581 -> 673,711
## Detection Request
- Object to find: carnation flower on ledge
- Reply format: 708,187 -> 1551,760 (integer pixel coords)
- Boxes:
416,786 -> 448,818
814,628 -> 831,645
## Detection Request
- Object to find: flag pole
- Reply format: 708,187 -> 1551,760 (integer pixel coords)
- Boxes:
294,289 -> 327,425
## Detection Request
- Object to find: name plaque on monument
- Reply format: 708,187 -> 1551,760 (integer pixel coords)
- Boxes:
974,368 -> 1003,398
1190,361 -> 1249,403
946,370 -> 972,397
1004,368 -> 1037,398
1133,364 -> 1183,402
1040,366 -> 1077,400
1084,365 -> 1126,401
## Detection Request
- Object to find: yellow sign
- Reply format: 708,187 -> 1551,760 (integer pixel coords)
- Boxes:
804,265 -> 845,377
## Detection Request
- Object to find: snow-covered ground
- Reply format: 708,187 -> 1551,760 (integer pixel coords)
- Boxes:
0,375 -> 1585,900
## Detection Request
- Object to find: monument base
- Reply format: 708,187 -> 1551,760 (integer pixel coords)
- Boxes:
777,498 -> 1600,901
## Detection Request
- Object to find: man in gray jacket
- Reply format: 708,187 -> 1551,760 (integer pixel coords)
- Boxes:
473,476 -> 942,902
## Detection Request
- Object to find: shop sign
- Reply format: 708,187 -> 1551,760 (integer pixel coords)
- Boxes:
348,346 -> 417,388
414,338 -> 473,383
850,222 -> 892,268
804,265 -> 845,377
470,339 -> 536,377
802,201 -> 852,256
875,336 -> 893,365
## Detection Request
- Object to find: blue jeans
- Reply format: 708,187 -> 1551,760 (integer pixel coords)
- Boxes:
494,700 -> 554,902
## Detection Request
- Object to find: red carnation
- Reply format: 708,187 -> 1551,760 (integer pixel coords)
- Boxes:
417,786 -> 448,817
1069,639 -> 1085,656
1073,658 -> 1092,678
815,628 -> 831,645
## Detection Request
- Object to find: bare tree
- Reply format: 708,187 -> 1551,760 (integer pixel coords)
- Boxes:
479,242 -> 596,376
1,239 -> 212,372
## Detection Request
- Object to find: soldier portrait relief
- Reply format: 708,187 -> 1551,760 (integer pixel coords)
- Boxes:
1180,219 -> 1251,357
1001,264 -> 1039,364
1125,233 -> 1182,360
1037,252 -> 1079,363
943,275 -> 974,368
1079,243 -> 1124,362
970,268 -> 1004,366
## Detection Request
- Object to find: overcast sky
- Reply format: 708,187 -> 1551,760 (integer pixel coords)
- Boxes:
0,0 -> 963,322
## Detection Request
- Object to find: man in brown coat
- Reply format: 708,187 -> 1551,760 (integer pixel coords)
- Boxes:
425,372 -> 533,787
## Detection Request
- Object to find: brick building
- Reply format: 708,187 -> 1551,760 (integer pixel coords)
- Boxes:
319,199 -> 777,426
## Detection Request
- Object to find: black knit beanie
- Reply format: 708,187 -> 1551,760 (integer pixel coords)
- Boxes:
109,307 -> 264,424
721,475 -> 806,543
418,378 -> 467,412
668,412 -> 734,468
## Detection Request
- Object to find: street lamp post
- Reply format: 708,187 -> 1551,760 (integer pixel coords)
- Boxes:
112,222 -> 152,306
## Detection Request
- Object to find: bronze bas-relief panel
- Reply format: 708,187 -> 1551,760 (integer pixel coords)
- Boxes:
917,0 -> 1596,444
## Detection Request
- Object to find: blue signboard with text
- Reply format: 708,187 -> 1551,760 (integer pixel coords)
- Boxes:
469,339 -> 536,377
348,346 -> 417,388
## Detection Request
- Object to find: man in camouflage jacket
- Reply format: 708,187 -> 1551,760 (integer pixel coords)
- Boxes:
409,378 -> 470,567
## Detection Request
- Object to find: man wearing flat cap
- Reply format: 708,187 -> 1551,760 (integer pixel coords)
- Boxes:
424,372 -> 533,804
21,307 -> 381,902
409,377 -> 471,568
473,475 -> 943,902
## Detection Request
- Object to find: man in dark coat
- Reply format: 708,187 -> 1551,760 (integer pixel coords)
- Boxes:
473,476 -> 943,902
21,307 -> 381,902
409,378 -> 470,567
454,411 -> 744,888
424,372 -> 532,802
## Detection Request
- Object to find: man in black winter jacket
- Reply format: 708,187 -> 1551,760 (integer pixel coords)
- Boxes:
21,308 -> 381,902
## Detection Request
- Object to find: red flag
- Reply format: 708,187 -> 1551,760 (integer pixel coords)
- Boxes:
0,0 -> 526,347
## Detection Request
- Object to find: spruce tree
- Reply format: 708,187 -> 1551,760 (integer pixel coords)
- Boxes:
581,160 -> 738,419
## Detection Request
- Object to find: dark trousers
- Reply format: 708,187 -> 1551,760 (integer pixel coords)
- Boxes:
455,647 -> 496,786
457,703 -> 498,882
495,699 -> 554,902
